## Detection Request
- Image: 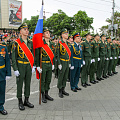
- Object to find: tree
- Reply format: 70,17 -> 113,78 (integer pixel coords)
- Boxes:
100,11 -> 120,37
74,10 -> 93,32
22,9 -> 94,36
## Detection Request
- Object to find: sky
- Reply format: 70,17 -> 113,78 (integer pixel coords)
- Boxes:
19,0 -> 120,33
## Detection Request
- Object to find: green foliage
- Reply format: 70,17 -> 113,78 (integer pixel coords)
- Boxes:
100,11 -> 120,37
23,9 -> 94,35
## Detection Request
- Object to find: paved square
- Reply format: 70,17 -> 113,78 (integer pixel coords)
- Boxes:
1,66 -> 120,120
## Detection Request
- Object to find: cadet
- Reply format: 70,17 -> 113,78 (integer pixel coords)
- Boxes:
35,27 -> 54,103
108,38 -> 115,76
12,23 -> 35,110
112,38 -> 118,74
0,41 -> 11,115
57,28 -> 71,98
81,32 -> 92,87
96,34 -> 106,80
103,36 -> 111,77
70,33 -> 83,92
90,33 -> 100,83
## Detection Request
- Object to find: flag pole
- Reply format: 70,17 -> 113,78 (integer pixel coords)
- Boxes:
39,0 -> 44,105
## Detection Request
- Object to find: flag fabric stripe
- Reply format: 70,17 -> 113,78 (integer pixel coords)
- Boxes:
34,19 -> 43,34
32,4 -> 43,49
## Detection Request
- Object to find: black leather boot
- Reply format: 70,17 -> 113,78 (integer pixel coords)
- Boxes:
24,97 -> 34,108
59,88 -> 64,98
18,98 -> 25,110
45,91 -> 54,101
42,92 -> 47,103
62,88 -> 69,96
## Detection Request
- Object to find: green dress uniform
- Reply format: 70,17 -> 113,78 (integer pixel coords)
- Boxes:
112,43 -> 119,73
81,39 -> 91,86
90,40 -> 99,82
12,37 -> 34,98
0,44 -> 11,115
103,41 -> 111,77
108,42 -> 115,75
35,39 -> 55,94
57,39 -> 70,95
96,40 -> 105,79
118,44 -> 120,65
54,43 -> 59,78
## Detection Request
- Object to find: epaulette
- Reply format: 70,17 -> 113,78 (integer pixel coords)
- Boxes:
110,43 -> 113,45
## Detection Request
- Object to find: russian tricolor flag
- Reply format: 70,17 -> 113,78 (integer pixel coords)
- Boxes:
32,0 -> 44,49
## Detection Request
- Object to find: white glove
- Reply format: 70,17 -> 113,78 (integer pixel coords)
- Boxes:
98,58 -> 100,61
81,64 -> 83,67
83,61 -> 85,65
106,58 -> 109,60
37,67 -> 42,73
91,59 -> 93,64
115,57 -> 117,59
58,64 -> 62,70
119,56 -> 120,58
14,70 -> 20,77
70,66 -> 74,70
69,64 -> 71,68
52,65 -> 54,70
110,57 -> 113,60
6,76 -> 11,80
32,66 -> 36,73
92,59 -> 95,62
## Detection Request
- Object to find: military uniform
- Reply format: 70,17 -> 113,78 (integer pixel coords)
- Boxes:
57,28 -> 71,98
57,40 -> 70,88
103,37 -> 111,77
97,38 -> 106,79
90,39 -> 99,83
35,39 -> 55,100
81,38 -> 91,87
70,33 -> 83,92
0,44 -> 11,115
54,42 -> 59,78
108,42 -> 115,75
112,39 -> 118,74
12,23 -> 34,110
35,27 -> 55,103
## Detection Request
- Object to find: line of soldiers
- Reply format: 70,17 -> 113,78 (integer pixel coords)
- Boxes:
0,23 -> 120,115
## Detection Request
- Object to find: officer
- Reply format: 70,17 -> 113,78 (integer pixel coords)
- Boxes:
57,28 -> 71,98
81,32 -> 92,87
35,27 -> 54,103
12,23 -> 35,110
0,40 -> 11,115
112,38 -> 118,74
70,33 -> 83,92
90,33 -> 100,83
96,34 -> 106,80
108,38 -> 115,76
103,36 -> 111,77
